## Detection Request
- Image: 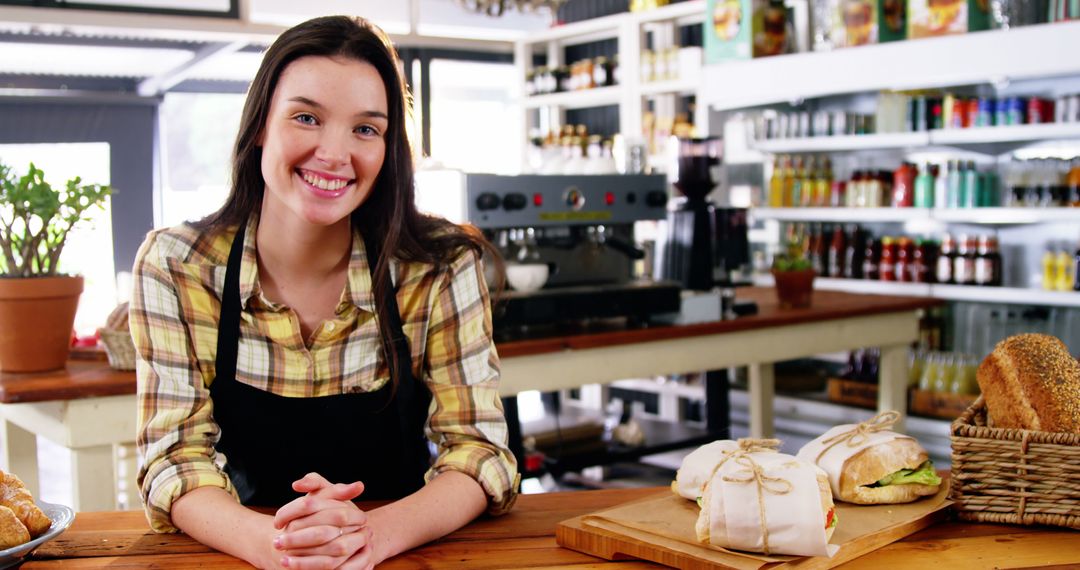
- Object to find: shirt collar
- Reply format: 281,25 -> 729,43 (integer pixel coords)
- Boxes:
238,213 -> 377,314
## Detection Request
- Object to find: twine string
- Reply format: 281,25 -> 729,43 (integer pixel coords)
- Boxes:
815,410 -> 902,463
721,454 -> 793,556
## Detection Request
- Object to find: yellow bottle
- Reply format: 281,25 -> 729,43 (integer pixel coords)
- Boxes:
816,157 -> 833,207
1042,246 -> 1057,291
802,156 -> 817,207
769,156 -> 785,207
1057,246 -> 1075,291
782,156 -> 795,208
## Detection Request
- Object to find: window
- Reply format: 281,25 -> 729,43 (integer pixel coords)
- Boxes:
428,59 -> 521,174
159,92 -> 245,227
0,143 -> 115,336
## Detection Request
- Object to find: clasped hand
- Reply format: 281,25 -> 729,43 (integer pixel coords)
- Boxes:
271,473 -> 375,569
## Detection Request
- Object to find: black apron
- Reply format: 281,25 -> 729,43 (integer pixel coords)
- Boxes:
210,223 -> 432,507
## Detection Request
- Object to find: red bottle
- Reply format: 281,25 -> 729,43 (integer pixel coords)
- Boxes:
892,162 -> 916,208
879,237 -> 897,282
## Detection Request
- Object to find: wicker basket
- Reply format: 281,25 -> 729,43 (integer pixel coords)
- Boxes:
98,328 -> 136,371
950,395 -> 1080,529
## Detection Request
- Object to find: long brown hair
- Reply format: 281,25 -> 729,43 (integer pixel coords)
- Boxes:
196,15 -> 498,388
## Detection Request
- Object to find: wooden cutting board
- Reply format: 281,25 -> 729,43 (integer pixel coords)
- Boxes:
556,478 -> 951,569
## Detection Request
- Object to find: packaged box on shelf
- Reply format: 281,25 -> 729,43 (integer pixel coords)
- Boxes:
908,389 -> 978,420
828,0 -> 879,48
907,0 -> 989,38
705,0 -> 791,63
879,0 -> 907,42
826,377 -> 878,409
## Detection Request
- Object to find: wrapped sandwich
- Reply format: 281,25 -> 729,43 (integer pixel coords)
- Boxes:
694,450 -> 838,557
672,438 -> 781,501
796,411 -> 941,505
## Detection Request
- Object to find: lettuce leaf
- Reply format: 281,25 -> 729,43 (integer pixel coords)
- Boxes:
870,460 -> 942,487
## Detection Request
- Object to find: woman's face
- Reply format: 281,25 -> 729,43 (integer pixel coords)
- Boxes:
258,55 -> 388,231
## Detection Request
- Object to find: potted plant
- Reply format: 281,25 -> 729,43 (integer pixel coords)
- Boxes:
771,237 -> 815,309
0,160 -> 112,372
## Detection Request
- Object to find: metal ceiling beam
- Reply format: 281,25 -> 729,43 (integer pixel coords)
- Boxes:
136,39 -> 246,96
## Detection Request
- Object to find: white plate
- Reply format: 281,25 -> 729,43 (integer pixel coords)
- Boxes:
0,501 -> 75,569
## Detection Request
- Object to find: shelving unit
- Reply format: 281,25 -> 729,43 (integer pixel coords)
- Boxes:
515,0 -> 708,168
752,123 -> 1080,155
752,274 -> 1080,307
752,207 -> 1080,225
700,20 -> 1080,112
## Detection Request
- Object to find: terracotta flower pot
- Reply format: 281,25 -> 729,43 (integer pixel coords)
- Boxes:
772,268 -> 815,309
0,275 -> 83,372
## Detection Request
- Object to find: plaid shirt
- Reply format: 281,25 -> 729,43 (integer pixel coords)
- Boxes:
132,215 -> 518,532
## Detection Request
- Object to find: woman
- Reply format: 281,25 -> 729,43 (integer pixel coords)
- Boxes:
132,15 -> 518,570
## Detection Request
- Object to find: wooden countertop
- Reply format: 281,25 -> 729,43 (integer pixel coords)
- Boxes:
27,487 -> 1080,569
0,288 -> 939,403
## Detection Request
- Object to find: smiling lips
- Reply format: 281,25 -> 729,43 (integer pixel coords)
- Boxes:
298,169 -> 354,197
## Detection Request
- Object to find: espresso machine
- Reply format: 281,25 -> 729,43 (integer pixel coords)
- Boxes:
415,172 -> 682,332
654,137 -> 750,291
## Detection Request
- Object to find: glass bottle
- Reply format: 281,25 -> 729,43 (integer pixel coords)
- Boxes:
953,234 -> 977,285
769,155 -> 786,207
828,225 -> 846,278
1042,244 -> 1057,291
936,234 -> 956,284
895,237 -> 913,282
845,225 -> 866,279
879,236 -> 897,282
863,237 -> 881,280
816,157 -> 833,207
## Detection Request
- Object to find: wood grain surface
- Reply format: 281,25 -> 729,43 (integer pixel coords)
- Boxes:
25,487 -> 1080,569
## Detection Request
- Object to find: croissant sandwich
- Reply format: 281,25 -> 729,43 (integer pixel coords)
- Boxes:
694,451 -> 837,557
796,412 -> 941,505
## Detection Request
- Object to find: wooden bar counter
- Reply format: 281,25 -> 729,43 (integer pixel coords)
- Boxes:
1,287 -> 940,511
26,487 -> 1080,568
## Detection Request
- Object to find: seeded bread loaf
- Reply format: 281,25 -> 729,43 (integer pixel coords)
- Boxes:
976,333 -> 1080,434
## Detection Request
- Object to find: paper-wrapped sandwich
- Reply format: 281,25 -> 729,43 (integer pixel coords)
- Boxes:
671,439 -> 743,500
796,411 -> 941,505
694,449 -> 838,557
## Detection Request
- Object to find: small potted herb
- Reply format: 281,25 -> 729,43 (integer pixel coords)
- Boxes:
0,160 -> 112,371
771,237 -> 815,309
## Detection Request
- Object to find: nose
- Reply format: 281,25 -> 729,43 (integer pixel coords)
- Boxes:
314,129 -> 350,166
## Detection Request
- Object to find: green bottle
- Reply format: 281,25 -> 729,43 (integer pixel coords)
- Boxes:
963,161 -> 979,208
914,163 -> 935,207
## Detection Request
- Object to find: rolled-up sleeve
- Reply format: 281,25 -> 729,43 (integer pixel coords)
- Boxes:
131,231 -> 236,532
423,248 -> 519,515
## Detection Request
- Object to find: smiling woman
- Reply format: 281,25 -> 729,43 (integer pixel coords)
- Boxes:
130,15 -> 517,570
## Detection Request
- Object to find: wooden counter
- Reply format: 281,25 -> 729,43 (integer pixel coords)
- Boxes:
26,487 -> 1080,569
0,287 -> 940,511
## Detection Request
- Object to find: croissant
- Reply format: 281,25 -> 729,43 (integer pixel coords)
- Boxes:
0,471 -> 51,538
0,506 -> 30,549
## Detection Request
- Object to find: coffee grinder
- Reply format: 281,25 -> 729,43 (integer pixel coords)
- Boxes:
655,137 -> 721,289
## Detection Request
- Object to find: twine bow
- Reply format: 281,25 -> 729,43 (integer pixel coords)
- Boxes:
815,410 -> 902,463
702,439 -> 782,486
721,454 -> 793,556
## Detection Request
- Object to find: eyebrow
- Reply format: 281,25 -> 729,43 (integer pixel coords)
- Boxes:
287,96 -> 388,121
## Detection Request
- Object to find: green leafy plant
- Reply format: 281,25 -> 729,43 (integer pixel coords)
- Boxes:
0,160 -> 112,277
771,237 -> 813,273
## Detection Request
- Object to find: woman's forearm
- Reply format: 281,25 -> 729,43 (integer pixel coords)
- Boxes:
366,470 -> 488,565
171,486 -> 278,568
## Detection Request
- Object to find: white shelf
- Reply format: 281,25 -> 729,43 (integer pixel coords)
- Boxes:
752,207 -> 1080,225
929,122 -> 1080,146
522,0 -> 705,45
702,21 -> 1080,111
753,274 -> 1080,307
628,0 -> 706,25
753,132 -> 931,153
932,208 -> 1080,224
522,86 -> 623,109
640,77 -> 699,97
930,284 -> 1080,305
752,207 -> 927,223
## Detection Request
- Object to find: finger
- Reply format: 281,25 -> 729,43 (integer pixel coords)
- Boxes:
282,505 -> 368,534
275,524 -> 364,551
275,495 -> 360,530
291,472 -> 333,494
281,527 -> 370,559
309,481 -> 365,501
336,546 -> 375,570
280,553 -> 348,570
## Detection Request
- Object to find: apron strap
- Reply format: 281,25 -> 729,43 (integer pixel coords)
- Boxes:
215,222 -> 247,384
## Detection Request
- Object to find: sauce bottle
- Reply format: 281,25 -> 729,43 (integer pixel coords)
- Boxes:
974,235 -> 995,286
863,237 -> 881,280
953,235 -> 977,285
895,237 -> 913,282
912,239 -> 935,283
845,225 -> 866,279
828,225 -> 846,277
879,237 -> 897,281
936,234 -> 956,284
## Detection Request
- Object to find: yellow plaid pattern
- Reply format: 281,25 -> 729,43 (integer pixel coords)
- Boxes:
132,215 -> 518,532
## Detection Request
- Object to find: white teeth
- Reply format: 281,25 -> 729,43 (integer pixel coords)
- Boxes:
301,172 -> 348,191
